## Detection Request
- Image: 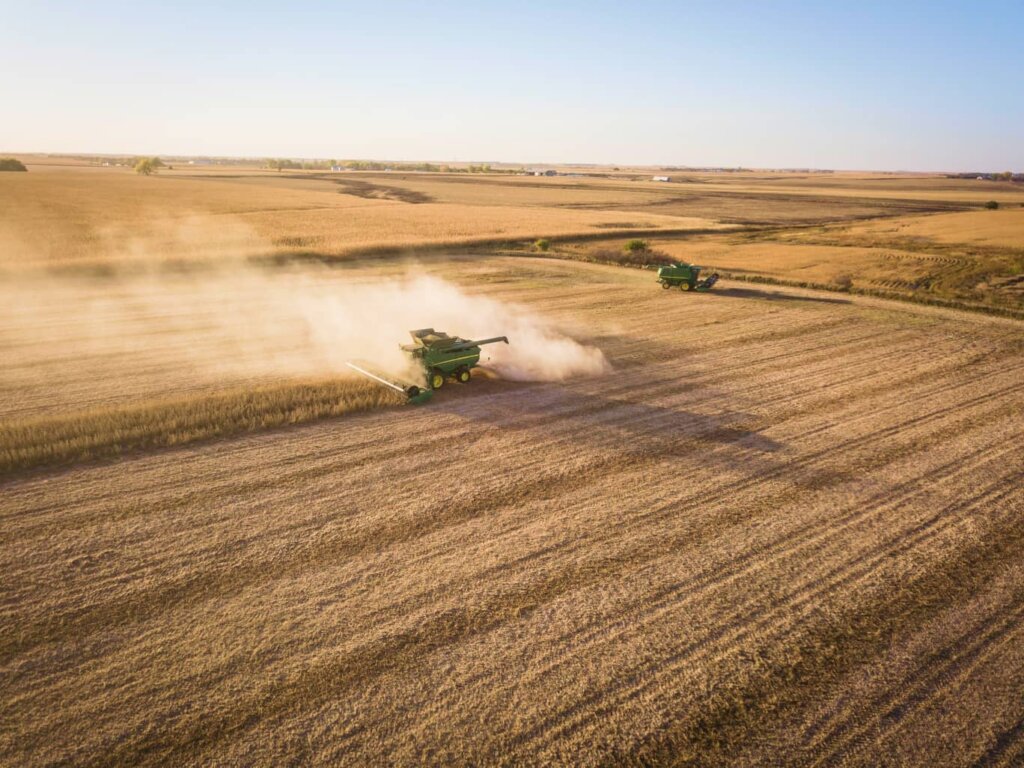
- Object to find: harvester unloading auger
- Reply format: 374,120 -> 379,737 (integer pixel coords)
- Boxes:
347,328 -> 509,404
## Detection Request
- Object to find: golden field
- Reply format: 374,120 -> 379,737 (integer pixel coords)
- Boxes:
0,166 -> 721,269
2,160 -> 1024,766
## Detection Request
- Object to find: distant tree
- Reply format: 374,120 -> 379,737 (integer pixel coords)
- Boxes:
134,158 -> 157,175
984,200 -> 999,210
624,239 -> 649,254
0,157 -> 27,171
534,238 -> 550,252
266,158 -> 301,171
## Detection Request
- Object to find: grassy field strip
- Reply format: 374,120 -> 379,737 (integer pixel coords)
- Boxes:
0,379 -> 402,477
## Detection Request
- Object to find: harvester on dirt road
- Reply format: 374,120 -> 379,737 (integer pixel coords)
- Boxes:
347,328 -> 509,404
655,262 -> 719,292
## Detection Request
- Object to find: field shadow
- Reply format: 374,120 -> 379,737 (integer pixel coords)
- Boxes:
443,382 -> 786,475
714,286 -> 853,305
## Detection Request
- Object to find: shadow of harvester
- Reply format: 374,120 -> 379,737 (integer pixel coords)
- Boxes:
442,383 -> 786,476
713,286 -> 853,305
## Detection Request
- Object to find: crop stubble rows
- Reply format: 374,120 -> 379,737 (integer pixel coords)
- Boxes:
1,257 -> 1023,766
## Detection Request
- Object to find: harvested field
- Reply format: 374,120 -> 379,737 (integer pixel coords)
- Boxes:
836,207 -> 1024,249
3,256 -> 1023,766
0,169 -> 719,269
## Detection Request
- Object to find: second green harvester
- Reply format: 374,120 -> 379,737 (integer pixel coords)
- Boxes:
403,328 -> 509,389
656,262 -> 720,292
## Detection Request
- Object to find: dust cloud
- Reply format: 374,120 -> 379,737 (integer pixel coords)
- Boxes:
297,272 -> 612,383
0,265 -> 610,396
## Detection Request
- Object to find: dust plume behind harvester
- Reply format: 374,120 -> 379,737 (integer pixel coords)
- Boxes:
348,328 -> 509,404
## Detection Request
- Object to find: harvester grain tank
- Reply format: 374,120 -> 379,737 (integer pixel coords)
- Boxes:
656,262 -> 719,292
402,328 -> 509,389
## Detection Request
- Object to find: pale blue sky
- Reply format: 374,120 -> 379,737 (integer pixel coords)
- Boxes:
1,1 -> 1020,170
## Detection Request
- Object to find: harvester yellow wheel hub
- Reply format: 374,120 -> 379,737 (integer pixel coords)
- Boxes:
430,372 -> 445,389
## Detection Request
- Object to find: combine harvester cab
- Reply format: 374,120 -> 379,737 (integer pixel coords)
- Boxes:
656,262 -> 719,292
402,328 -> 509,390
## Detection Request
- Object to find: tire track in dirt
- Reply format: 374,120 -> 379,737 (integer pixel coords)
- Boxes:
514,424 -> 1020,691
807,598 -> 1024,766
356,429 -> 1021,758
614,491 -> 1024,768
508,452 -> 1024,758
972,715 -> 1024,768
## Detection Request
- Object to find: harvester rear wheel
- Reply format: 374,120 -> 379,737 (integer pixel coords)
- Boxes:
679,282 -> 691,291
457,368 -> 471,383
429,371 -> 445,389
661,281 -> 671,289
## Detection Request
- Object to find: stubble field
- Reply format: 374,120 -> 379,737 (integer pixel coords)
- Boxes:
2,162 -> 1024,766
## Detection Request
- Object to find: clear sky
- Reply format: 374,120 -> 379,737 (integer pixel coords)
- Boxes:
2,1 -> 1021,170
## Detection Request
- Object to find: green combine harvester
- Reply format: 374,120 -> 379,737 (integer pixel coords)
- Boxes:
655,262 -> 720,292
347,328 -> 509,404
402,328 -> 509,389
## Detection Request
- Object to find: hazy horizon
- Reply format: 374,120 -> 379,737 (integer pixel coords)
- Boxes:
3,1 -> 1022,172
8,151 -> 1015,175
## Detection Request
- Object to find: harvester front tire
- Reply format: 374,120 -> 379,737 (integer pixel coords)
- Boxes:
457,369 -> 471,383
661,281 -> 671,289
430,371 -> 445,390
679,282 -> 691,291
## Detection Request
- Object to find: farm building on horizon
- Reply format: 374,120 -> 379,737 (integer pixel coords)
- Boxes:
652,175 -> 671,182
